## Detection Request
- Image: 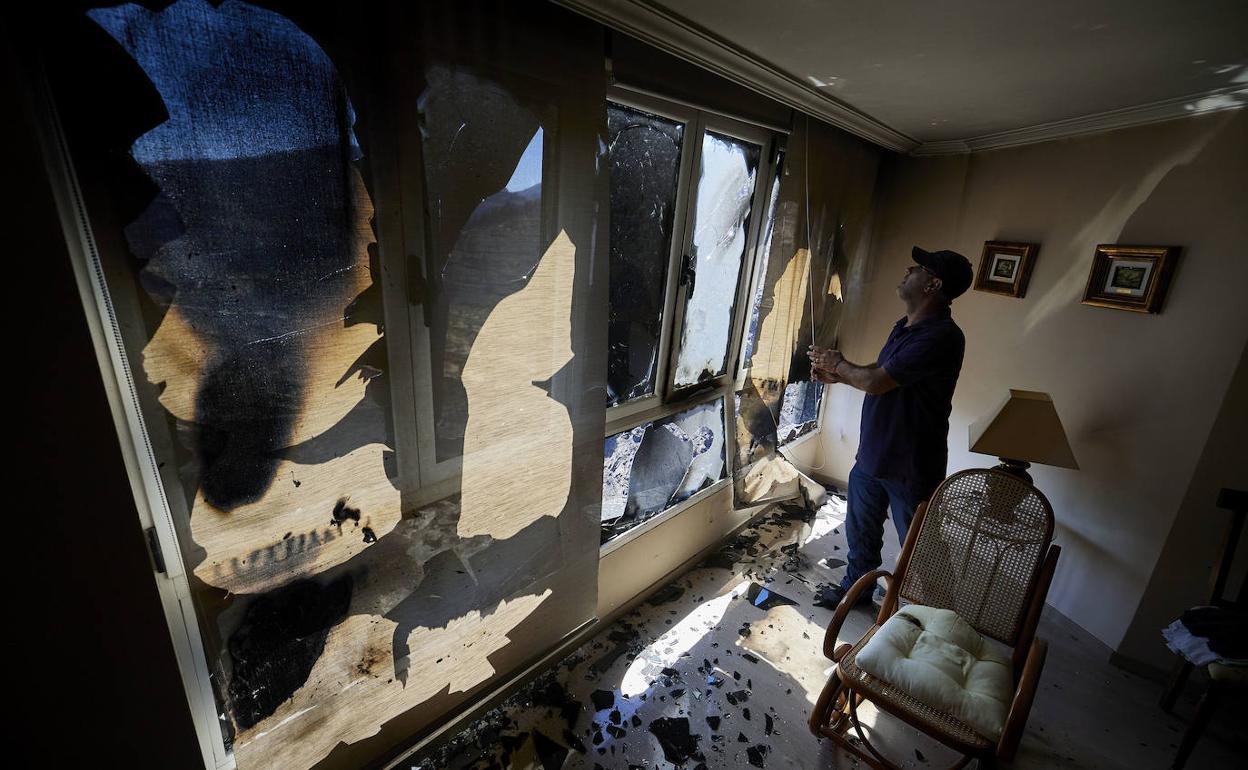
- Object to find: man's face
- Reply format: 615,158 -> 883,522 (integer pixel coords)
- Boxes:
896,262 -> 939,303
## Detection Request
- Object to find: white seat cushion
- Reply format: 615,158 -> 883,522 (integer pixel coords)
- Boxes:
854,605 -> 1013,740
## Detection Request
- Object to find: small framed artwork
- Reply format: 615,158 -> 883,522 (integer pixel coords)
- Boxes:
1081,244 -> 1181,314
974,241 -> 1039,298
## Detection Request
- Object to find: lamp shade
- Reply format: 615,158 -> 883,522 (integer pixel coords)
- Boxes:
969,390 -> 1078,470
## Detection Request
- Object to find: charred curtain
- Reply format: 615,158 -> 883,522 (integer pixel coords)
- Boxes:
43,0 -> 607,768
734,117 -> 881,503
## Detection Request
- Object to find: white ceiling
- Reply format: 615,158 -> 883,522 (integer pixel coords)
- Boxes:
634,0 -> 1248,146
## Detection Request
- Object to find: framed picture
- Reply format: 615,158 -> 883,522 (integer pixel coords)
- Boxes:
974,241 -> 1039,298
1081,244 -> 1181,314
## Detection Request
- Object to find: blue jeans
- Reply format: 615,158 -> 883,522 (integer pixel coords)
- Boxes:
840,463 -> 931,591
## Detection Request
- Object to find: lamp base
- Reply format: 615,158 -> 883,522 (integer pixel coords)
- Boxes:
994,458 -> 1033,484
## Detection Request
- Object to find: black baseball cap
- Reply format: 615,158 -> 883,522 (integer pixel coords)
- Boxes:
913,246 -> 973,301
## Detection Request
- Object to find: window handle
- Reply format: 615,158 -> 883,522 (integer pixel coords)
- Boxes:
409,254 -> 432,327
680,253 -> 696,296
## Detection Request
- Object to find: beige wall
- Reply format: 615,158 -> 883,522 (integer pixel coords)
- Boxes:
811,110 -> 1248,652
1117,340 -> 1248,670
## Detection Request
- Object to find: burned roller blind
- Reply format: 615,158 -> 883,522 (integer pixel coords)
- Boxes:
601,398 -> 727,543
673,132 -> 760,387
605,103 -> 684,407
85,0 -> 399,596
58,1 -> 610,768
732,115 -> 882,501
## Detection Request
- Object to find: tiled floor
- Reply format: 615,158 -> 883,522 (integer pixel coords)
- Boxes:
410,497 -> 1245,769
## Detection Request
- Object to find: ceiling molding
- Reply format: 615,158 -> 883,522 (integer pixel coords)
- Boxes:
550,0 -> 919,153
908,140 -> 971,157
553,1 -> 1245,157
911,85 -> 1248,156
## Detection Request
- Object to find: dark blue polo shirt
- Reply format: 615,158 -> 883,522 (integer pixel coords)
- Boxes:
857,307 -> 964,493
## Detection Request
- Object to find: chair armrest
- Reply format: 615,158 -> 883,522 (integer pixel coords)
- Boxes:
997,637 -> 1048,762
822,569 -> 892,660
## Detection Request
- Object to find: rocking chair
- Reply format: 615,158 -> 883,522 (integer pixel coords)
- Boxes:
809,468 -> 1060,769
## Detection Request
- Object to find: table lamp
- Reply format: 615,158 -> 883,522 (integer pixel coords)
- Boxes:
969,390 -> 1078,483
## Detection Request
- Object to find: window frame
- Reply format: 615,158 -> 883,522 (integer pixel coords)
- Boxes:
602,88 -> 700,426
663,114 -> 774,402
397,64 -> 570,508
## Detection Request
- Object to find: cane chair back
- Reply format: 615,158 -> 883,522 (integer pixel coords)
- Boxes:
898,469 -> 1054,645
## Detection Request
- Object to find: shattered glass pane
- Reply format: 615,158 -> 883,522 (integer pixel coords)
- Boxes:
777,380 -> 824,444
741,152 -> 784,371
419,65 -> 546,461
673,131 -> 760,386
601,398 -> 727,543
606,103 -> 685,407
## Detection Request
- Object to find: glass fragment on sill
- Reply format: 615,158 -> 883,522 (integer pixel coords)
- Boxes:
606,103 -> 684,407
777,379 -> 824,444
601,398 -> 726,543
673,132 -> 760,386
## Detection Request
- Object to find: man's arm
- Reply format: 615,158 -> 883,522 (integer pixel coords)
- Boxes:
808,346 -> 899,395
829,358 -> 899,395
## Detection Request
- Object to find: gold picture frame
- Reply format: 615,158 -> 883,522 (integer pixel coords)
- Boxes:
1081,245 -> 1180,314
974,241 -> 1039,298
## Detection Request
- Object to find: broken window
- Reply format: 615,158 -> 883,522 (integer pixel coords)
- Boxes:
601,398 -> 727,544
606,103 -> 685,407
777,379 -> 824,445
672,131 -> 761,387
599,90 -> 780,543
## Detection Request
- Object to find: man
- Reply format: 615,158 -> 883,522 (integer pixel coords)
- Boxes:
808,246 -> 972,609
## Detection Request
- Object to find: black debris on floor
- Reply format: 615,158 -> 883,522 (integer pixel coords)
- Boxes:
408,491 -> 859,770
648,716 -> 702,764
744,582 -> 799,610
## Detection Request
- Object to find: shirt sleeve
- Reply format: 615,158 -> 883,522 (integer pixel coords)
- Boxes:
879,328 -> 963,387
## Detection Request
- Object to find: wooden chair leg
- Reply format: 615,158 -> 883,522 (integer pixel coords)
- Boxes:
1171,683 -> 1222,769
1160,659 -> 1193,713
809,674 -> 842,736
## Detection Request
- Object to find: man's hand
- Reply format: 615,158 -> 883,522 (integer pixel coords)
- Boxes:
807,345 -> 845,376
812,366 -> 842,384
